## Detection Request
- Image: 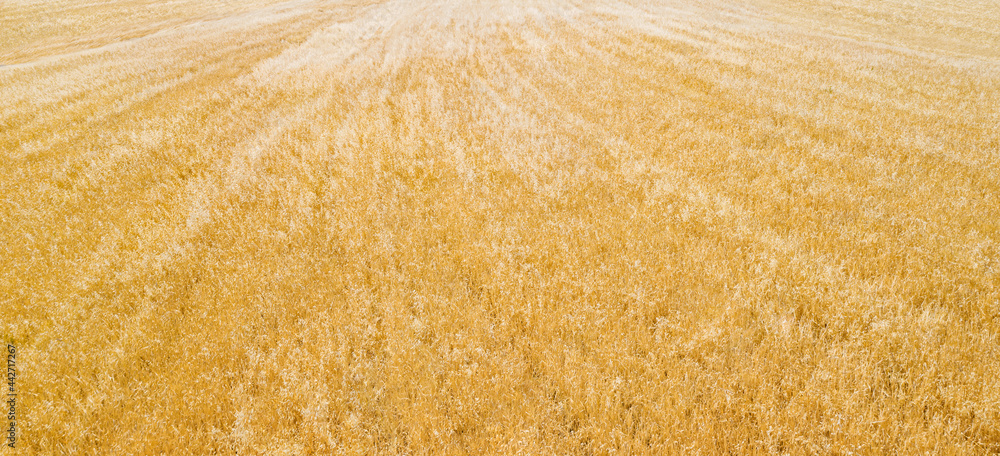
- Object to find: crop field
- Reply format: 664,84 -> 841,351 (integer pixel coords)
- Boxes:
2,0 -> 1000,453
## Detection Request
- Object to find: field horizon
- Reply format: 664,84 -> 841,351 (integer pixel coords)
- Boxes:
3,0 -> 1000,453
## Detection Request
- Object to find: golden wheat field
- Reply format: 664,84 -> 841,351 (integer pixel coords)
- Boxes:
2,0 -> 1000,453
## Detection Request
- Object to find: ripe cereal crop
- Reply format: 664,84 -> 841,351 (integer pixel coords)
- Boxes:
2,0 -> 999,453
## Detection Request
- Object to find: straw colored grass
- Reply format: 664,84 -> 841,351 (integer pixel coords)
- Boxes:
2,0 -> 999,453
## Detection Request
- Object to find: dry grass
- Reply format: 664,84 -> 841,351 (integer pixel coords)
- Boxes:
2,0 -> 1000,453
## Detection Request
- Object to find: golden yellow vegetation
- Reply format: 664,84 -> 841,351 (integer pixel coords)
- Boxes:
3,0 -> 1000,453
